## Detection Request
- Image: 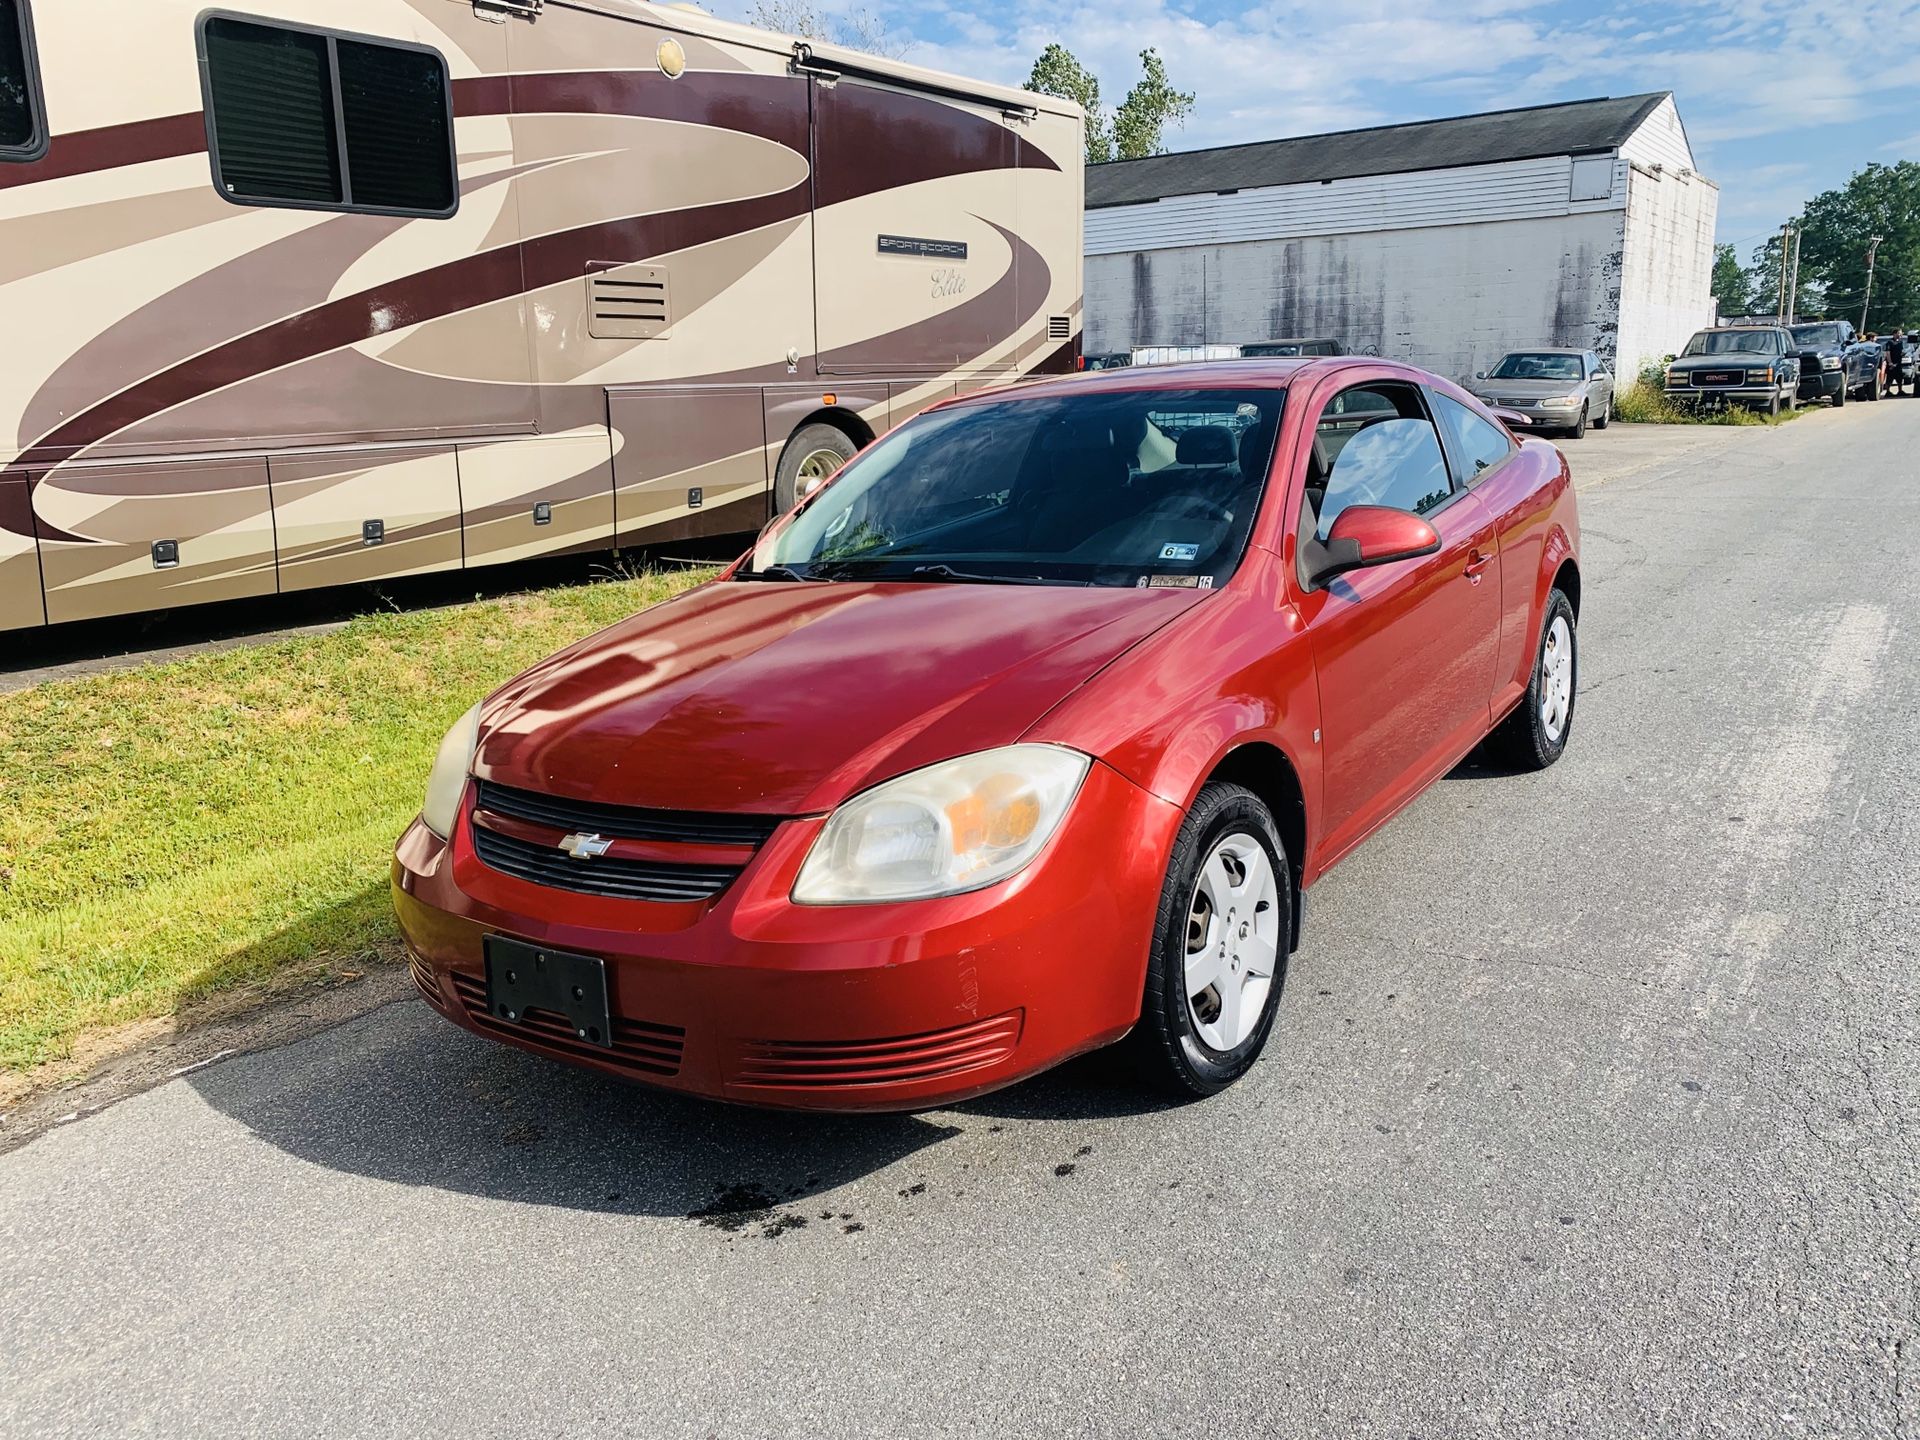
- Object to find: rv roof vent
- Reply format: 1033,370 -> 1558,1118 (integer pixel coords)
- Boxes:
1047,314 -> 1072,341
587,263 -> 670,340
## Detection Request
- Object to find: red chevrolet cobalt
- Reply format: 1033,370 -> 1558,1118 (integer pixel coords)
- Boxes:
394,359 -> 1579,1109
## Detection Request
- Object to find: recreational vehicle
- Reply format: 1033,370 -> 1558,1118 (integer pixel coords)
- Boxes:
0,0 -> 1083,629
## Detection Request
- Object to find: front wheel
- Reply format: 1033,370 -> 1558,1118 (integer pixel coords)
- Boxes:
1592,397 -> 1610,430
1867,371 -> 1882,402
1834,381 -> 1847,408
1568,403 -> 1587,439
1132,783 -> 1290,1099
1766,390 -> 1780,417
1486,588 -> 1577,771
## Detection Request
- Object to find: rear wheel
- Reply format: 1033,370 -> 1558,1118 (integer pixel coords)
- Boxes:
773,423 -> 859,514
1133,783 -> 1290,1098
1486,588 -> 1577,771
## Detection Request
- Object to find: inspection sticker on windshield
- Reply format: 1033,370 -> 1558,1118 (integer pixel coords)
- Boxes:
1140,573 -> 1211,589
1158,542 -> 1200,562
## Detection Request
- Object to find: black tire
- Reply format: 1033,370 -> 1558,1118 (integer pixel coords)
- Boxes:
1765,390 -> 1780,417
1567,403 -> 1587,440
1132,782 -> 1291,1099
1485,588 -> 1577,771
1783,386 -> 1797,413
1834,381 -> 1847,408
1592,396 -> 1610,430
773,422 -> 859,514
1867,371 -> 1882,402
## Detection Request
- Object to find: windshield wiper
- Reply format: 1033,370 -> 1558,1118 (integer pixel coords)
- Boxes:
907,563 -> 1089,586
738,564 -> 816,582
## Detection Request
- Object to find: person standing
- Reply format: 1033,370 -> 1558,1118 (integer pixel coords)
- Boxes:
1888,330 -> 1909,397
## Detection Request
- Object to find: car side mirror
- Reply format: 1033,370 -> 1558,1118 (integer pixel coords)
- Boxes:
1489,407 -> 1532,428
1306,506 -> 1442,589
1473,370 -> 1486,380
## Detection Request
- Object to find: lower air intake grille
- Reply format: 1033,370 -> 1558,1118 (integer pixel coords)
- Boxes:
408,952 -> 442,1003
732,1011 -> 1023,1089
473,826 -> 739,902
448,972 -> 685,1077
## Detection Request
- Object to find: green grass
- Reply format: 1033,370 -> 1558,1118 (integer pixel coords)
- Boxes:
1612,379 -> 1814,427
0,567 -> 713,1079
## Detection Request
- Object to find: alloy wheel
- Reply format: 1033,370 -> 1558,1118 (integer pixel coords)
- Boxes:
1184,833 -> 1281,1051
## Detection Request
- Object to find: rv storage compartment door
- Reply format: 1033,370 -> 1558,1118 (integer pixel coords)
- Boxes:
268,447 -> 463,592
33,455 -> 278,625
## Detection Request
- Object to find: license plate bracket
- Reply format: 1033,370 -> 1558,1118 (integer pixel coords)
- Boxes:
483,935 -> 613,1048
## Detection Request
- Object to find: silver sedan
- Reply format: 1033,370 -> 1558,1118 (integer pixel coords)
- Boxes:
1466,348 -> 1615,439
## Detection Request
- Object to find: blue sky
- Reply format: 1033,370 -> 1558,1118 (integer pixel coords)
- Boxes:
732,0 -> 1920,258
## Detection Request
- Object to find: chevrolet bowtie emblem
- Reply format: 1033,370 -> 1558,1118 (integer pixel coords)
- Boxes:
558,832 -> 614,860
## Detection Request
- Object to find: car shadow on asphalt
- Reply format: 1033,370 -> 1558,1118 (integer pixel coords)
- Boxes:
186,997 -> 1180,1221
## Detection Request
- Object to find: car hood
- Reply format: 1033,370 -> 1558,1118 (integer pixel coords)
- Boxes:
1667,353 -> 1771,370
473,580 -> 1207,815
1470,376 -> 1585,398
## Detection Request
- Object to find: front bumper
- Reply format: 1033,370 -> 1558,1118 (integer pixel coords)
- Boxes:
1664,382 -> 1782,403
1797,368 -> 1844,400
392,760 -> 1184,1111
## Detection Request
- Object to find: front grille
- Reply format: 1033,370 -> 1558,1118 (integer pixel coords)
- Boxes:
732,1011 -> 1023,1090
1689,371 -> 1740,387
473,826 -> 740,901
474,779 -> 781,847
448,972 -> 685,1076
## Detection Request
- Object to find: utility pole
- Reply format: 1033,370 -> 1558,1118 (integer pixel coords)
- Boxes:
1861,235 -> 1884,332
1776,222 -> 1793,322
1786,226 -> 1802,325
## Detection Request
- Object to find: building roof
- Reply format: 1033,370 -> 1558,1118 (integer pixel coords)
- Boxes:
1085,93 -> 1673,209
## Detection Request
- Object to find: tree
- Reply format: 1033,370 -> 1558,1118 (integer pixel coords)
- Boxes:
1746,232 -> 1786,320
1111,48 -> 1194,160
1710,243 -> 1750,320
1026,44 -> 1111,164
747,1 -> 904,58
1793,162 -> 1920,330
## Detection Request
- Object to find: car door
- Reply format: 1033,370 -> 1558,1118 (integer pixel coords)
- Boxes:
1586,352 -> 1613,412
1294,380 -> 1502,866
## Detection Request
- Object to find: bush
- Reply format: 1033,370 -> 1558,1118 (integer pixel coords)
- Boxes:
1611,378 -> 1794,427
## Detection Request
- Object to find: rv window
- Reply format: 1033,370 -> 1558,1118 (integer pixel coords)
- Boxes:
200,16 -> 455,217
1,0 -> 47,159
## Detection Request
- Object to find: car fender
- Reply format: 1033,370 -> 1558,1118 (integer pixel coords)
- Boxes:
1023,561 -> 1323,874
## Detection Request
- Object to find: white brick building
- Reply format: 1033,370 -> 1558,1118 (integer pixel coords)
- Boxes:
1084,93 -> 1717,382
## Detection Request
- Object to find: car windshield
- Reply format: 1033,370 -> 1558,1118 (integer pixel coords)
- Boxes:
744,387 -> 1285,589
1683,330 -> 1777,355
1488,353 -> 1582,381
1790,324 -> 1847,348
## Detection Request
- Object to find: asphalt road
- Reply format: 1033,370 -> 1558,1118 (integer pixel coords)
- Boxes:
4,405 -> 1917,1438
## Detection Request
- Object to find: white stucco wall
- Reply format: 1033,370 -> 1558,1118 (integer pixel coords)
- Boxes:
1612,164 -> 1719,380
1084,208 -> 1628,382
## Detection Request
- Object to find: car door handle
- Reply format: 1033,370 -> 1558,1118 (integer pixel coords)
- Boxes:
1464,550 -> 1493,581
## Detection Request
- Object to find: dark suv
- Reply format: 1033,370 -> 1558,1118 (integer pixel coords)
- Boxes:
1788,320 -> 1878,405
1663,327 -> 1800,413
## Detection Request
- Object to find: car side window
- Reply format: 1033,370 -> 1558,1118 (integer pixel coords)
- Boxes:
1430,393 -> 1515,488
1307,383 -> 1452,540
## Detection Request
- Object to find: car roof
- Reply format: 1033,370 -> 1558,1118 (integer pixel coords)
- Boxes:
955,355 -> 1411,405
1497,346 -> 1584,355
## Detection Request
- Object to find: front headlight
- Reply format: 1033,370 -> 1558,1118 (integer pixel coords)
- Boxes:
792,744 -> 1091,904
421,703 -> 482,839
1821,356 -> 1842,370
1543,394 -> 1579,406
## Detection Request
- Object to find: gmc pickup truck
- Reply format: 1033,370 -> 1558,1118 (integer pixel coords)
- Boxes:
1664,327 -> 1801,414
1788,320 -> 1880,405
